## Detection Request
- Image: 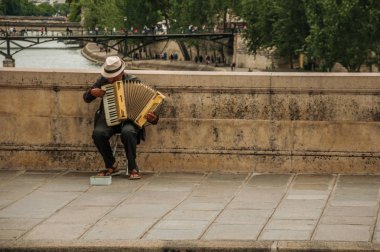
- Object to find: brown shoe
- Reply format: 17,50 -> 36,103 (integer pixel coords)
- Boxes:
97,162 -> 120,176
128,170 -> 141,180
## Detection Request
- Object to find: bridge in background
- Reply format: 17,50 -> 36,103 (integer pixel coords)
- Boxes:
0,15 -> 81,33
0,32 -> 235,67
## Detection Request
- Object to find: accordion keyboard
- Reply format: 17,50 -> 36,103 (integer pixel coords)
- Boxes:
102,83 -> 121,126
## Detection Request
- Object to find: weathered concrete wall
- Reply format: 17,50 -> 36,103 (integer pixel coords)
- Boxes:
1,69 -> 380,174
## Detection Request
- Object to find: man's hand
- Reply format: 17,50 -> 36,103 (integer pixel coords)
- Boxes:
90,88 -> 106,98
145,112 -> 159,125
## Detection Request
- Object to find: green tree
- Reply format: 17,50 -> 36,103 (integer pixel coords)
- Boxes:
240,0 -> 277,55
117,0 -> 161,32
211,0 -> 241,31
0,0 -> 57,16
305,0 -> 380,72
35,2 -> 55,16
151,0 -> 171,29
272,0 -> 309,69
240,0 -> 309,69
68,0 -> 82,22
170,0 -> 213,31
1,0 -> 23,15
53,3 -> 69,16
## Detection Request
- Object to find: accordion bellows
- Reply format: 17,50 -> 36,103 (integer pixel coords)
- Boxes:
102,81 -> 165,127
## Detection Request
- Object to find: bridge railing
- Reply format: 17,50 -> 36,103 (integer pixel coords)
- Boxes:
1,27 -> 238,38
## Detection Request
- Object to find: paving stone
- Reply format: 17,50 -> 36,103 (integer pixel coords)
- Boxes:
0,170 -> 23,184
23,223 -> 92,240
191,185 -> 240,198
287,189 -> 331,196
0,191 -> 80,218
45,206 -> 112,224
293,174 -> 335,184
88,180 -> 144,192
337,183 -> 380,190
127,190 -> 190,204
38,177 -> 91,192
156,172 -> 205,181
0,229 -> 25,240
373,231 -> 380,242
203,224 -> 262,240
215,209 -> 272,225
279,199 -> 326,209
334,187 -> 379,196
323,206 -> 378,217
286,194 -> 329,200
332,193 -> 378,201
0,218 -> 42,230
144,228 -> 202,240
320,216 -> 375,225
264,219 -> 317,231
0,177 -> 49,193
228,200 -> 278,210
338,175 -> 380,184
176,201 -> 226,211
189,194 -> 236,202
141,181 -> 197,192
206,173 -> 248,182
260,229 -> 312,240
164,209 -> 220,221
239,187 -> 288,197
108,203 -> 173,219
182,195 -> 231,204
0,190 -> 35,208
145,220 -> 209,240
235,188 -> 286,202
83,217 -> 155,240
61,171 -> 94,178
328,200 -> 378,207
147,176 -> 203,186
20,171 -> 59,179
313,224 -> 371,241
291,183 -> 331,191
153,220 -> 209,230
69,191 -> 128,207
247,174 -> 292,188
272,207 -> 322,220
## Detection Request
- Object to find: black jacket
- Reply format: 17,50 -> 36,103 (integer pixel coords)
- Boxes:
83,74 -> 146,142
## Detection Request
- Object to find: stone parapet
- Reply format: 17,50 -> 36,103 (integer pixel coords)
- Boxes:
1,69 -> 380,174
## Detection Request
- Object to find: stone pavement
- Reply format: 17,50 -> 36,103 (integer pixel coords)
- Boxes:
0,170 -> 380,251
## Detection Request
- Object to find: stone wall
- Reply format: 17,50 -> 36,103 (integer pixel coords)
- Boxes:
1,68 -> 380,174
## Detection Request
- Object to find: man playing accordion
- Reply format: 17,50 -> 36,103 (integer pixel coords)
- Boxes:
83,56 -> 159,179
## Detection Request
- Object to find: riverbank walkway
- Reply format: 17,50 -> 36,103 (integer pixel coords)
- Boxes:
82,42 -> 252,72
0,169 -> 380,251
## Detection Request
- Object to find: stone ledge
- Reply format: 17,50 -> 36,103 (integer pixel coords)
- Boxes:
1,149 -> 379,174
0,240 -> 378,252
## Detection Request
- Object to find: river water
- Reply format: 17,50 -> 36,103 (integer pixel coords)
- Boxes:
0,40 -> 99,69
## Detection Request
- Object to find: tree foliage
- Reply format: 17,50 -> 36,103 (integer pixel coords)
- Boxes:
0,0 -> 64,16
305,0 -> 380,71
240,0 -> 380,71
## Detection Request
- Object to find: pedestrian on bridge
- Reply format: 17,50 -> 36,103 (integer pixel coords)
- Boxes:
83,56 -> 159,179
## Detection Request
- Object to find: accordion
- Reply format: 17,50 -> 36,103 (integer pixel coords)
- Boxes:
101,80 -> 165,127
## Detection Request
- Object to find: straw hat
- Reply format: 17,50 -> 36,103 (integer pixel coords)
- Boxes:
101,56 -> 125,78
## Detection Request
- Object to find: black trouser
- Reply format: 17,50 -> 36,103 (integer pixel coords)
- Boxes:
92,117 -> 140,172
